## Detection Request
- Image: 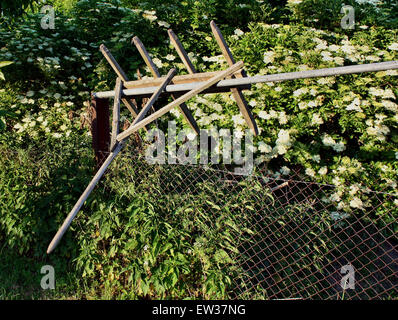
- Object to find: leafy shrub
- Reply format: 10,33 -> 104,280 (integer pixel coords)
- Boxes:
0,0 -> 39,24
158,22 -> 398,227
0,0 -> 397,299
73,152 -> 262,298
288,0 -> 398,31
0,136 -> 94,255
0,137 -> 262,298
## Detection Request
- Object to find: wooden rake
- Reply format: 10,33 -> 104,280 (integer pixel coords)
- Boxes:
46,60 -> 244,253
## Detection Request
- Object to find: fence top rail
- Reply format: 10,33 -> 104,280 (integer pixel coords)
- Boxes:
93,60 -> 398,99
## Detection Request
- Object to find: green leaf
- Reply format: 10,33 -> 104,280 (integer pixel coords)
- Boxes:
214,249 -> 233,264
0,61 -> 13,68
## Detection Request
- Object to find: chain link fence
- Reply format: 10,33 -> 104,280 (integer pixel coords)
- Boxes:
106,144 -> 398,300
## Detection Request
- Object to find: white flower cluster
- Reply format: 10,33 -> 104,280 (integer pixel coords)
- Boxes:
388,43 -> 398,51
142,10 -> 157,22
369,87 -> 395,99
273,129 -> 291,155
365,116 -> 390,141
258,141 -> 272,153
293,87 -> 308,97
157,20 -> 170,28
345,98 -> 363,112
322,134 -> 346,152
258,109 -> 288,124
263,51 -> 276,65
311,113 -> 324,125
355,0 -> 380,6
202,55 -> 224,63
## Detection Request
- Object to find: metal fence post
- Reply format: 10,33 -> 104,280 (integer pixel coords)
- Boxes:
90,94 -> 110,168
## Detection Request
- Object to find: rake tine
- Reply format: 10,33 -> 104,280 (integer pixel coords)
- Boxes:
136,68 -> 159,128
168,29 -> 196,74
100,44 -> 129,81
99,44 -> 144,123
132,36 -> 200,135
131,37 -> 160,77
210,20 -> 258,136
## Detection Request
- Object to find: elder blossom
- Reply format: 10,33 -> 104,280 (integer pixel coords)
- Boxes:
263,51 -> 275,65
258,142 -> 272,153
311,113 -> 324,125
276,129 -> 291,146
350,197 -> 363,209
280,166 -> 291,175
305,168 -> 315,177
387,43 -> 398,51
346,98 -> 362,112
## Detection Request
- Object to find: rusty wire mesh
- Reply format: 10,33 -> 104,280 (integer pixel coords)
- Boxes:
101,143 -> 398,300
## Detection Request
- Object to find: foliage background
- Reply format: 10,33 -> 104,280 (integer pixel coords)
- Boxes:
0,0 -> 397,299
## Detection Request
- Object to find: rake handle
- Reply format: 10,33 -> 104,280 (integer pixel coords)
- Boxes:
47,143 -> 124,254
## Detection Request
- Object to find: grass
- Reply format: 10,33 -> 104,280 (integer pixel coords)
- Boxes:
0,246 -> 89,299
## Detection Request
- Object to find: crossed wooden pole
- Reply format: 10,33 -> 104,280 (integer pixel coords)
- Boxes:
47,21 -> 398,253
47,22 -> 257,253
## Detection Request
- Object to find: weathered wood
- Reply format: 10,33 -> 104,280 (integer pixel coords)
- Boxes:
90,95 -> 110,168
111,77 -> 122,151
47,142 -> 124,254
210,20 -> 258,136
116,61 -> 244,142
100,44 -> 142,122
95,82 -> 251,99
168,29 -> 196,74
132,36 -> 200,134
93,60 -> 398,99
124,71 -> 227,89
210,21 -> 245,76
132,37 -> 161,77
168,28 -> 259,138
135,68 -> 156,128
100,44 -> 129,81
131,68 -> 176,126
121,98 -> 139,117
